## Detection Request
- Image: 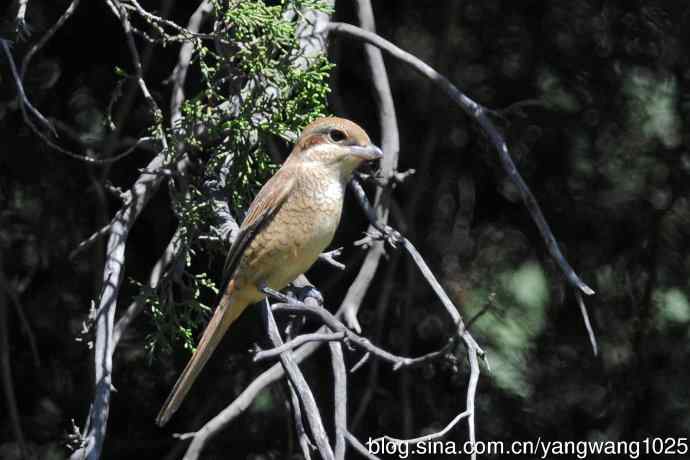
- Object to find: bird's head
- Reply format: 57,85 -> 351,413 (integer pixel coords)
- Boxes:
286,117 -> 383,180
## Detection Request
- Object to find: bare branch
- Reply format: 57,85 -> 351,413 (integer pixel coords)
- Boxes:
15,0 -> 30,38
330,341 -> 347,460
69,224 -> 114,260
70,155 -> 173,460
2,38 -> 56,136
113,227 -> 186,347
21,0 -> 81,79
287,380 -> 314,460
169,0 -> 213,126
262,300 -> 334,460
349,170 -> 485,458
376,410 -> 471,445
254,331 -> 346,361
462,330 -> 481,460
265,291 -> 453,371
182,335 -> 327,460
327,22 -> 595,299
318,247 -> 345,270
12,0 -> 165,165
122,0 -> 218,43
70,3 -> 176,457
340,0 -> 400,333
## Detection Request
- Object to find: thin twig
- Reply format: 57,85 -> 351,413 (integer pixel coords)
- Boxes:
318,247 -> 346,270
21,0 -> 81,79
2,38 -> 56,136
124,0 -> 218,43
265,293 -> 450,370
576,291 -> 598,355
350,352 -> 370,374
69,223 -> 114,260
254,331 -> 346,361
13,0 -> 161,165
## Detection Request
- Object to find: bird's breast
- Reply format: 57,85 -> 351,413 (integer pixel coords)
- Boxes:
289,173 -> 344,254
238,171 -> 345,296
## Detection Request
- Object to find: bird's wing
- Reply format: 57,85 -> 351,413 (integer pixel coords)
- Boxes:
222,167 -> 296,283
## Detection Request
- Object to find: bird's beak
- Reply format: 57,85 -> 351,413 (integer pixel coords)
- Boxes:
347,144 -> 384,161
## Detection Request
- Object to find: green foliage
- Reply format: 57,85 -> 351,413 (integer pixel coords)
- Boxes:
143,0 -> 333,357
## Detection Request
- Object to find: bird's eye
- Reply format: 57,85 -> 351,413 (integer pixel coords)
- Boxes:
329,129 -> 347,143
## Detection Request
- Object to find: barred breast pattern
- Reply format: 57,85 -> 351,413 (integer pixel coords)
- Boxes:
238,163 -> 345,296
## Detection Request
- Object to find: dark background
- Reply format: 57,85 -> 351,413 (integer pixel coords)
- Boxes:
2,0 -> 690,458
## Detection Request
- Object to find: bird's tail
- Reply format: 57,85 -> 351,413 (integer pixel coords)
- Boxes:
156,281 -> 246,426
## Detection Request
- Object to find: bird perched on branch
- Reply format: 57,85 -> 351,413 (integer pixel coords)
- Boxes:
156,117 -> 383,426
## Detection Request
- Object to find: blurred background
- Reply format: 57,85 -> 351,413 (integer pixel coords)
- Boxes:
1,0 -> 690,458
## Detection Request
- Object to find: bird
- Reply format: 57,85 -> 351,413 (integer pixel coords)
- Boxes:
156,116 -> 383,426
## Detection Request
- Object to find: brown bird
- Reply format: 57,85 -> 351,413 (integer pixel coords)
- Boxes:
156,117 -> 382,426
